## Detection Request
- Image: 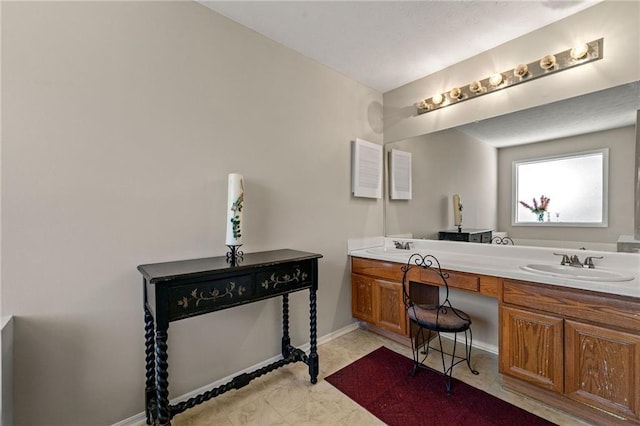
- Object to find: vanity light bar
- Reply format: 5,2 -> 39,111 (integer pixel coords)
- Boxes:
416,38 -> 603,115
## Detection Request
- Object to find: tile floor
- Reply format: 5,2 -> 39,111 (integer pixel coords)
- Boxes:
144,328 -> 593,426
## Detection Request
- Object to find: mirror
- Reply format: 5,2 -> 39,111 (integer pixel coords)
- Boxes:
384,81 -> 640,251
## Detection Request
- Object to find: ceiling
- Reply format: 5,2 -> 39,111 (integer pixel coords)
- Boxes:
457,81 -> 640,148
200,1 -> 638,147
200,1 -> 601,93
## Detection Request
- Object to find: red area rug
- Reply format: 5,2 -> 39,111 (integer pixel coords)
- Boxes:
325,346 -> 555,426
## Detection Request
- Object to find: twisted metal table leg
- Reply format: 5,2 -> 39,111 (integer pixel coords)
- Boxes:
144,306 -> 156,425
308,288 -> 318,384
281,294 -> 291,358
155,328 -> 170,425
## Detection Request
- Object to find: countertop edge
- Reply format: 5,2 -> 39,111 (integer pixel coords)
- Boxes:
349,249 -> 640,299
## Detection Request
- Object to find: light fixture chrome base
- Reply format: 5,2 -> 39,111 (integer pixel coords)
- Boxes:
417,38 -> 603,115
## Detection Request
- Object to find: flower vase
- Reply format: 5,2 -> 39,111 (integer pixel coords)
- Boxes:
537,212 -> 545,222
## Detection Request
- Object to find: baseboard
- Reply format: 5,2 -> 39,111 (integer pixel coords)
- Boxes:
435,332 -> 498,355
411,331 -> 498,355
1,316 -> 15,426
112,322 -> 359,426
449,334 -> 498,355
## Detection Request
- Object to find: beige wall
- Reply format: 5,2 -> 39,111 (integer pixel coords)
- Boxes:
383,1 -> 640,143
636,110 -> 640,239
0,2 -> 382,424
497,126 -> 636,244
385,129 -> 497,238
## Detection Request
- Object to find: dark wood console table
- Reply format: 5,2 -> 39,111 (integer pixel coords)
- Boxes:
438,228 -> 492,243
138,249 -> 323,425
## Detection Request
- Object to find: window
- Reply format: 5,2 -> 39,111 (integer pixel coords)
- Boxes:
512,149 -> 608,226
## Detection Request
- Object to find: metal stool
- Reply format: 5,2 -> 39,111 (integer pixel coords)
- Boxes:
401,253 -> 479,393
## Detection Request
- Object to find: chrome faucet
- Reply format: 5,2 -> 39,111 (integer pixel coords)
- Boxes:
583,256 -> 603,269
393,240 -> 412,250
553,253 -> 571,266
569,255 -> 584,267
554,253 -> 603,268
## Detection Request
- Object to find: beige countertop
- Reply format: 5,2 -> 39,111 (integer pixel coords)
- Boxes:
348,237 -> 640,299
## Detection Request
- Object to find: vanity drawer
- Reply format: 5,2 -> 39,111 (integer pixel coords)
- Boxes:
420,269 -> 480,292
351,257 -> 404,281
502,279 -> 640,330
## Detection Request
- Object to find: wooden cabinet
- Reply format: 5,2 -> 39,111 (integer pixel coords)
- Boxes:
500,306 -> 563,393
500,279 -> 640,424
352,256 -> 640,424
351,273 -> 406,335
350,257 -> 433,341
351,273 -> 375,324
350,256 -> 497,342
375,278 -> 406,335
565,320 -> 640,421
351,272 -> 406,335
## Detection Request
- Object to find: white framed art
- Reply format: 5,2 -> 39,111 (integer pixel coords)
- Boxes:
352,138 -> 382,199
390,149 -> 412,200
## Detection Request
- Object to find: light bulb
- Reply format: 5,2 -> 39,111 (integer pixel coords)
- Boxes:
469,81 -> 483,93
570,43 -> 589,60
432,93 -> 444,105
514,64 -> 528,78
539,54 -> 556,70
489,73 -> 503,86
449,87 -> 462,99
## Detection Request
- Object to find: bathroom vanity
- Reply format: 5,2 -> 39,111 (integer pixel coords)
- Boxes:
349,238 -> 640,425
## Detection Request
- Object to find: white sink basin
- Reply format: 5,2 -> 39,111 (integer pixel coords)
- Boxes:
521,264 -> 634,282
365,247 -> 412,257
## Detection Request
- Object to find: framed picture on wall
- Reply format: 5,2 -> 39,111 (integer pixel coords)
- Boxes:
390,149 -> 412,200
352,138 -> 382,199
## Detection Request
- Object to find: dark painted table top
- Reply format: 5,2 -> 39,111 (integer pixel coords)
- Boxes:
439,228 -> 493,234
138,249 -> 323,284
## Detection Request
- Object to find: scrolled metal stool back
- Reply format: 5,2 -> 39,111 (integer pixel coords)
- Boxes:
401,253 -> 452,310
491,236 -> 514,245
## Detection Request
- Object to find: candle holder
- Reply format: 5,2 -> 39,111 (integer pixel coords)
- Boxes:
226,244 -> 244,266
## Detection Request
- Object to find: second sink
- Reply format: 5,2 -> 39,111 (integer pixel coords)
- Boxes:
521,264 -> 634,282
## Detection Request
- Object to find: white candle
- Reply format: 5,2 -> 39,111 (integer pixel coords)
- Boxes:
225,173 -> 244,246
453,194 -> 463,227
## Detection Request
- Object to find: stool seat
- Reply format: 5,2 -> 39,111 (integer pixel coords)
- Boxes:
407,304 -> 471,332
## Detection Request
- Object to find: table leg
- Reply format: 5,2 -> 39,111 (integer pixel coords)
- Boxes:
308,288 -> 318,384
281,294 -> 291,358
144,306 -> 156,425
155,327 -> 170,425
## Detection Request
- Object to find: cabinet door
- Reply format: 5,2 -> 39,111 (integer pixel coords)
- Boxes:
565,320 -> 640,422
500,306 -> 564,392
375,279 -> 406,335
351,273 -> 375,323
